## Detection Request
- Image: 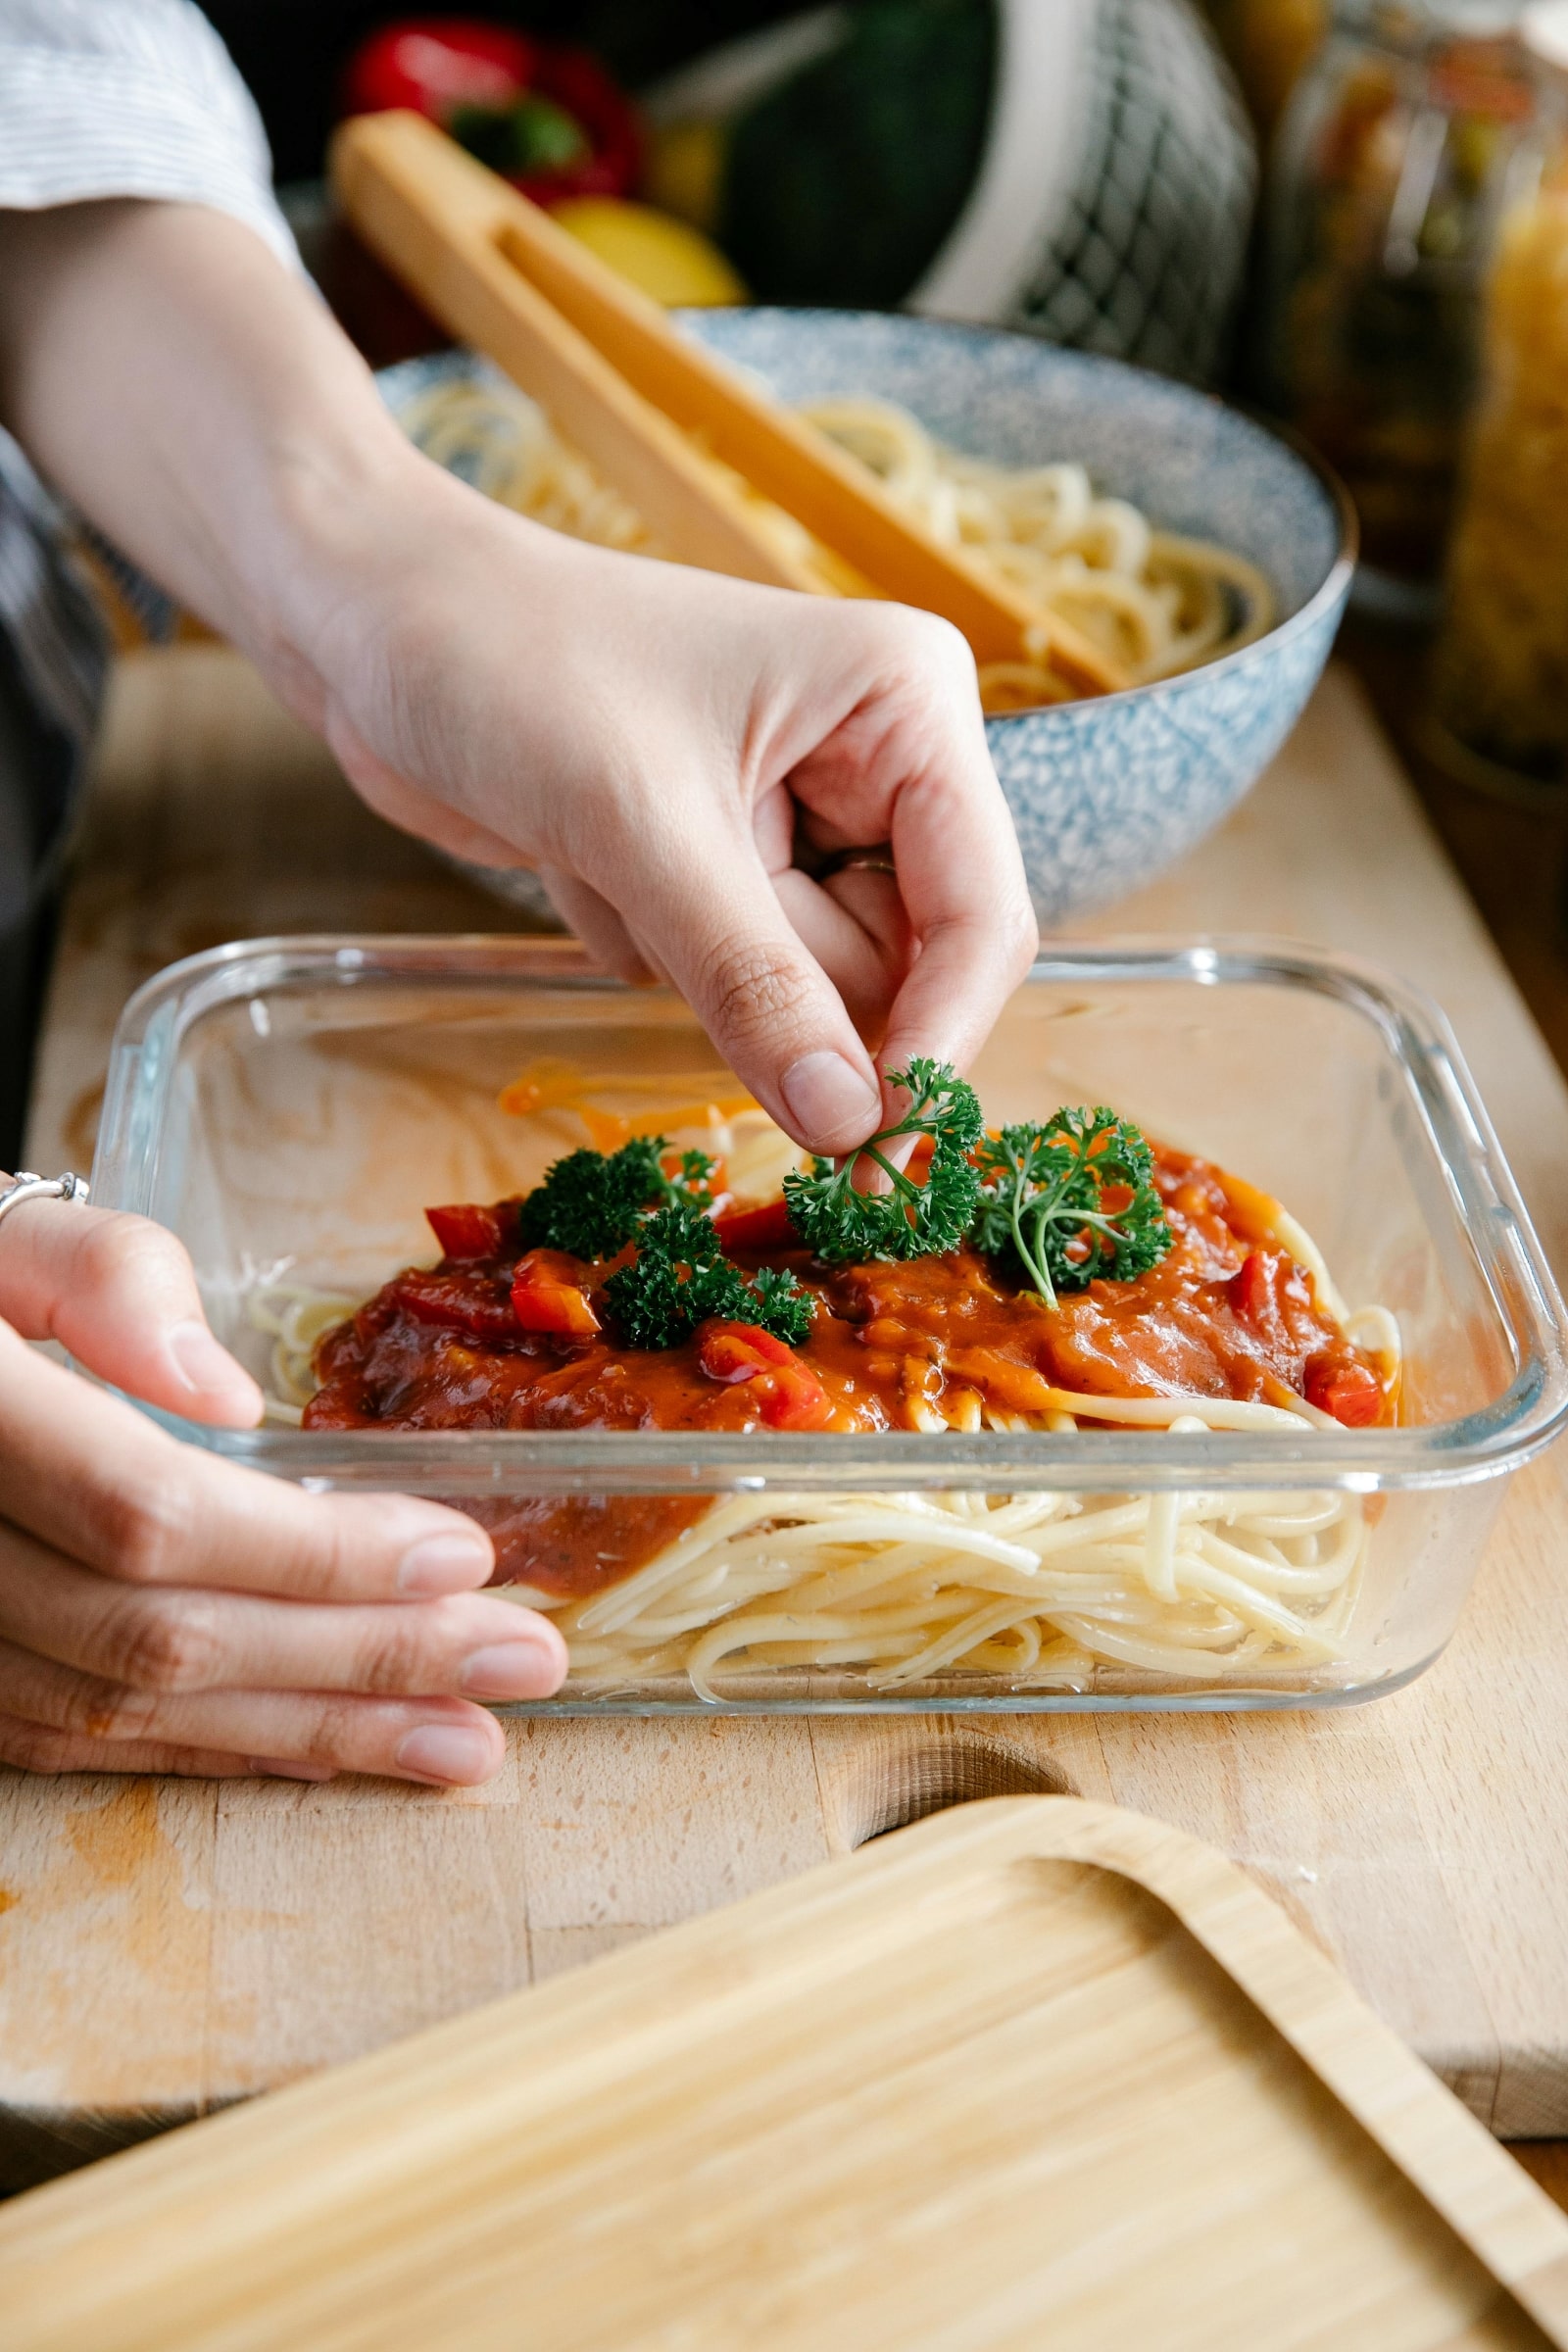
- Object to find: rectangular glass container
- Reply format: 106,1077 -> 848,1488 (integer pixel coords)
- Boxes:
90,934 -> 1568,1714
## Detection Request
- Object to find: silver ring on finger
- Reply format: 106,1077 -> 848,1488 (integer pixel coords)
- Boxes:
0,1171 -> 91,1228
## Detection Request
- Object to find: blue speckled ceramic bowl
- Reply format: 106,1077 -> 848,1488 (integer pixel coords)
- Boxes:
379,315 -> 1353,929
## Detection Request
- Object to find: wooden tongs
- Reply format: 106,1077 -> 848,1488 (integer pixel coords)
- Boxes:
329,111 -> 1126,699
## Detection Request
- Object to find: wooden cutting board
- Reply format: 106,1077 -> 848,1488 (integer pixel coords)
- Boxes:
0,1798 -> 1564,2352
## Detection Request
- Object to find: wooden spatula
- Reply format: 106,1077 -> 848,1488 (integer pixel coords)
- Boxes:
330,111 -> 1129,698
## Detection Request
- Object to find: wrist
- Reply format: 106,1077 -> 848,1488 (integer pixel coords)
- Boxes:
248,420 -> 572,725
235,411 -> 429,710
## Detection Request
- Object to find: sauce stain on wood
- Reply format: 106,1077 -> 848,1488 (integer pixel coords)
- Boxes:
0,1781 -> 220,2111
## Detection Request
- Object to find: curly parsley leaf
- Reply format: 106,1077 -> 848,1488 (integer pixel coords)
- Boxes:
970,1105 -> 1172,1308
782,1058 -> 984,1263
517,1137 -> 717,1260
605,1205 -> 814,1350
748,1264 -> 815,1347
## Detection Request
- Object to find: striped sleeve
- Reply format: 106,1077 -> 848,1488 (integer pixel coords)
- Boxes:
0,0 -> 298,273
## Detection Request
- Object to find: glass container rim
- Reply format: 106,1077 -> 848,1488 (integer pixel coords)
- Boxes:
92,929 -> 1568,1494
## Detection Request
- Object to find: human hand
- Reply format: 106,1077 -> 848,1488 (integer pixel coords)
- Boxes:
0,1194 -> 565,1783
304,486 -> 1039,1154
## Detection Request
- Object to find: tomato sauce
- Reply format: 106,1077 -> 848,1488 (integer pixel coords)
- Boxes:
304,1146 -> 1391,1595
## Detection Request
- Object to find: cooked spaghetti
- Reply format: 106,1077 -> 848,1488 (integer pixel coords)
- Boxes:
267,1073 -> 1398,1698
389,371 -> 1274,710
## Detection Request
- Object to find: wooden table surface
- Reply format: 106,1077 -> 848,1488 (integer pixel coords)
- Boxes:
7,645 -> 1568,2191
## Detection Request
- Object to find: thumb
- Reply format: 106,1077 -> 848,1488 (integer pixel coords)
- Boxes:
0,1196 -> 264,1428
624,835 -> 884,1155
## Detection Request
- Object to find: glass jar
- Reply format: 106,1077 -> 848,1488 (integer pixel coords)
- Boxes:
1428,5 -> 1568,788
1263,0 -> 1560,593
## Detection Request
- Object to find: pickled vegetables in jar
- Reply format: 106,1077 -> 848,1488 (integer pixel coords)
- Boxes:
1263,0 -> 1558,588
1429,177 -> 1568,785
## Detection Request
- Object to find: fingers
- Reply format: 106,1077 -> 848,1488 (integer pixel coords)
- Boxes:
0,1198 -> 262,1427
788,610 -> 1038,1080
771,866 -> 909,1043
0,1636 -> 514,1784
0,1712 -> 259,1780
624,609 -> 1028,1137
876,794 -> 1038,1080
619,824 -> 885,1156
0,1521 -> 565,1701
0,1330 -> 502,1599
879,647 -> 1037,1072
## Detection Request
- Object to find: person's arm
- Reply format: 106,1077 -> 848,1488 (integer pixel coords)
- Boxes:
0,197 -> 1036,1151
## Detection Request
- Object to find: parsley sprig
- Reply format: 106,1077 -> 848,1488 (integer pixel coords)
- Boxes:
604,1205 -> 813,1350
517,1137 -> 716,1260
511,1075 -> 1170,1351
970,1106 -> 1173,1308
782,1058 -> 984,1263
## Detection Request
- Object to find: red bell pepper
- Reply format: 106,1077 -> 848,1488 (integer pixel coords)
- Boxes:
1304,1354 -> 1384,1428
1228,1249 -> 1314,1345
425,1200 -> 509,1261
711,1198 -> 799,1254
1229,1249 -> 1281,1326
756,1361 -> 834,1431
696,1321 -> 832,1430
510,1249 -> 601,1337
342,20 -> 534,118
697,1321 -> 796,1382
341,20 -> 641,207
525,47 -> 642,203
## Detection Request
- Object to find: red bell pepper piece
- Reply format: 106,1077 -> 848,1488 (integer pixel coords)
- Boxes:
510,1249 -> 601,1337
697,1320 -> 796,1382
712,1199 -> 799,1254
425,1200 -> 508,1261
756,1360 -> 833,1431
511,1280 -> 600,1337
696,1321 -> 831,1429
1229,1249 -> 1281,1325
1304,1355 -> 1384,1428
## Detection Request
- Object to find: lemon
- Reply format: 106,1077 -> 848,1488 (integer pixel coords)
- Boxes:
551,197 -> 747,307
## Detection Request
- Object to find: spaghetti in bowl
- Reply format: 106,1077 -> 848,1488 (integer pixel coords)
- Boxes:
90,936 -> 1568,1714
378,314 -> 1355,927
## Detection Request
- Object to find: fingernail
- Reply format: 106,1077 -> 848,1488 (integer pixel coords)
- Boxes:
458,1639 -> 560,1699
169,1319 -> 259,1405
247,1757 -> 334,1782
397,1531 -> 494,1594
780,1052 -> 879,1150
396,1723 -> 500,1784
